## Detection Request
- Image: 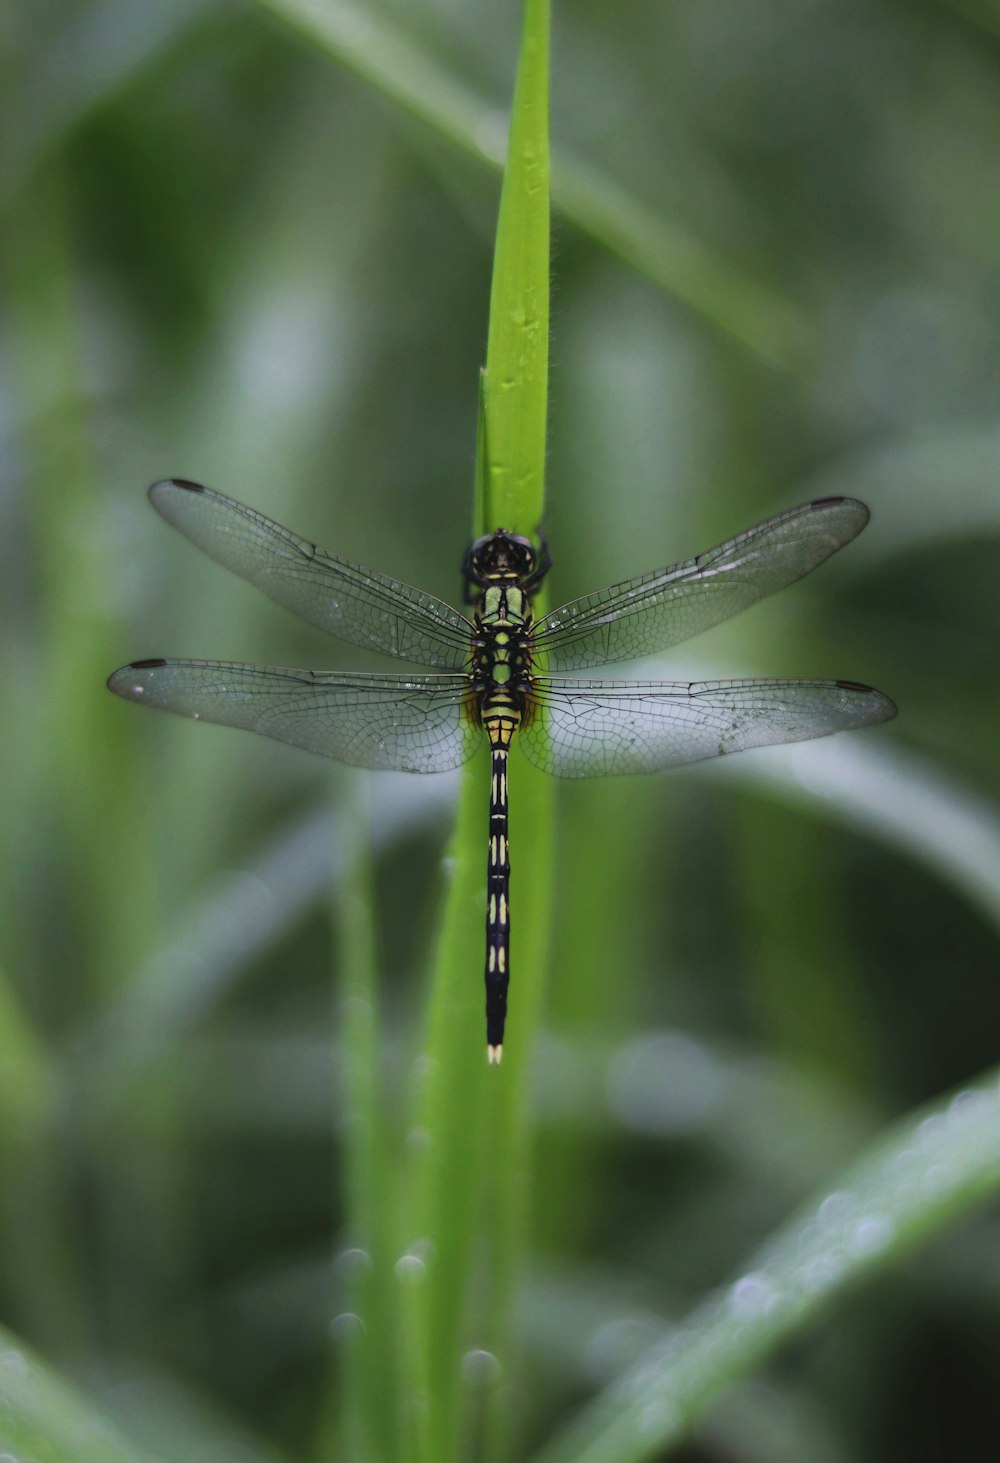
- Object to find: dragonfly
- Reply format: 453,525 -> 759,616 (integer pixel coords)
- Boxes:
109,480 -> 895,1062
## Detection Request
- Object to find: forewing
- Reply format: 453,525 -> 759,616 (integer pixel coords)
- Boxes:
533,498 -> 870,671
149,479 -> 474,670
518,676 -> 896,778
108,660 -> 480,772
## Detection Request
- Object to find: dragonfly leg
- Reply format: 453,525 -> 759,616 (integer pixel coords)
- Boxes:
523,522 -> 552,592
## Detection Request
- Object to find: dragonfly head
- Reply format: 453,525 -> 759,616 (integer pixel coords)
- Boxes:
465,529 -> 538,585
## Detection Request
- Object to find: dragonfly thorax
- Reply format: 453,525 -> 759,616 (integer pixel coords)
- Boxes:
474,584 -> 533,677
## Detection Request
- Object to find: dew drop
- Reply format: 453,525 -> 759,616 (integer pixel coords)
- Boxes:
889,1144 -> 917,1173
796,1255 -> 842,1295
917,1114 -> 945,1148
335,1246 -> 372,1279
728,1272 -> 779,1317
395,1253 -> 426,1283
818,1190 -> 855,1225
394,1237 -> 434,1282
462,1348 -> 501,1383
850,1213 -> 895,1256
921,1160 -> 956,1194
329,1311 -> 365,1343
948,1087 -> 987,1123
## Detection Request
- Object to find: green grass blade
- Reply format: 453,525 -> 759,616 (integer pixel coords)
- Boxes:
481,0 -> 549,531
533,1065 -> 1000,1463
479,9 -> 552,1459
252,0 -> 806,366
323,779 -> 401,1463
400,6 -> 553,1459
702,735 -> 1000,939
402,749 -> 493,1463
550,156 -> 807,368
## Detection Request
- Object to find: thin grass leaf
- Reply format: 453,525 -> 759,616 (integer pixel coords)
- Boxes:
551,158 -> 807,369
933,0 -> 1000,40
252,0 -> 807,365
93,1363 -> 294,1463
0,976 -> 55,1140
0,1326 -> 162,1463
705,735 -> 1000,939
0,0 -> 209,201
324,780 -> 401,1463
797,426 -> 1000,565
534,1064 -> 1000,1463
83,779 -> 445,1081
5,158 -> 154,1362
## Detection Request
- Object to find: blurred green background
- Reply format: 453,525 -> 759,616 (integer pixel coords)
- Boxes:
3,0 -> 1000,1459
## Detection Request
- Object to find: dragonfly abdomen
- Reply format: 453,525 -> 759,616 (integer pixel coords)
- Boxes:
485,737 -> 513,1064
476,578 -> 536,1064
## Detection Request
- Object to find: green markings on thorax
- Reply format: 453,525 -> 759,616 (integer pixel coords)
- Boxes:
477,583 -> 532,741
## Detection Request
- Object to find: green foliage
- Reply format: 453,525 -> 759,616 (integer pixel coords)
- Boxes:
4,3 -> 1000,1462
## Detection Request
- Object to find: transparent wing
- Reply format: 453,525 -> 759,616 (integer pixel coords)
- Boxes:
108,660 -> 481,772
149,479 -> 474,670
532,498 -> 870,671
518,676 -> 896,778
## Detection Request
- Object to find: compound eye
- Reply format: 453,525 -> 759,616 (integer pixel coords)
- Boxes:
513,537 -> 537,569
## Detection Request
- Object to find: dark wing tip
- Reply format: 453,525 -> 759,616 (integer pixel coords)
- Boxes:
804,496 -> 871,552
812,494 -> 865,517
836,680 -> 898,721
107,659 -> 166,694
148,477 -> 206,503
